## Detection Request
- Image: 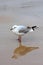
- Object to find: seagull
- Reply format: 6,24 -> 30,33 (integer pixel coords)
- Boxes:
10,25 -> 38,42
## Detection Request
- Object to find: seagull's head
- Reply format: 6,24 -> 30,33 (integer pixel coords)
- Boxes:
10,25 -> 18,31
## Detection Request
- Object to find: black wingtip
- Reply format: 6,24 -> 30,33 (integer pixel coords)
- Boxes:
32,26 -> 39,30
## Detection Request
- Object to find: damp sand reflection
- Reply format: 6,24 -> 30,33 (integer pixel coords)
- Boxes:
12,42 -> 39,59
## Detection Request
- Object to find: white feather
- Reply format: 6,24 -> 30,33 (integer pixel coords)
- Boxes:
29,29 -> 33,32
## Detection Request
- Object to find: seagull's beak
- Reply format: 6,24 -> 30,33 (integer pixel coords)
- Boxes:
10,28 -> 13,30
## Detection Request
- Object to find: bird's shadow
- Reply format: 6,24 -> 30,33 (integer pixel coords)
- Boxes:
12,40 -> 39,59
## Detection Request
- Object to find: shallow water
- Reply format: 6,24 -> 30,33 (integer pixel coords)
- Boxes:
0,0 -> 43,65
12,43 -> 39,59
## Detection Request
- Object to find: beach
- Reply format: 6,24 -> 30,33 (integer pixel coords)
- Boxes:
0,0 -> 43,65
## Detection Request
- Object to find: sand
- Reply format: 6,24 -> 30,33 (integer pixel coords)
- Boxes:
0,0 -> 43,65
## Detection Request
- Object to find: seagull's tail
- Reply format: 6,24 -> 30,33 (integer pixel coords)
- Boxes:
32,26 -> 39,30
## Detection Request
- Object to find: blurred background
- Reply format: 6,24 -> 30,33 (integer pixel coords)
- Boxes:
0,0 -> 43,65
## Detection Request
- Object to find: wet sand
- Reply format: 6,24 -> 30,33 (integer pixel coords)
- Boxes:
0,0 -> 43,65
12,44 -> 39,59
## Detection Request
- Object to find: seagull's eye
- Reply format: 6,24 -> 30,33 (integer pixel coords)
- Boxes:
14,27 -> 16,29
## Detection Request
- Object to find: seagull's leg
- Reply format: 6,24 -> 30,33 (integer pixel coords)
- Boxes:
18,35 -> 21,42
18,35 -> 22,46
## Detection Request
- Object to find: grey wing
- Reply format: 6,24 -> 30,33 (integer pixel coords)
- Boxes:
19,28 -> 29,33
